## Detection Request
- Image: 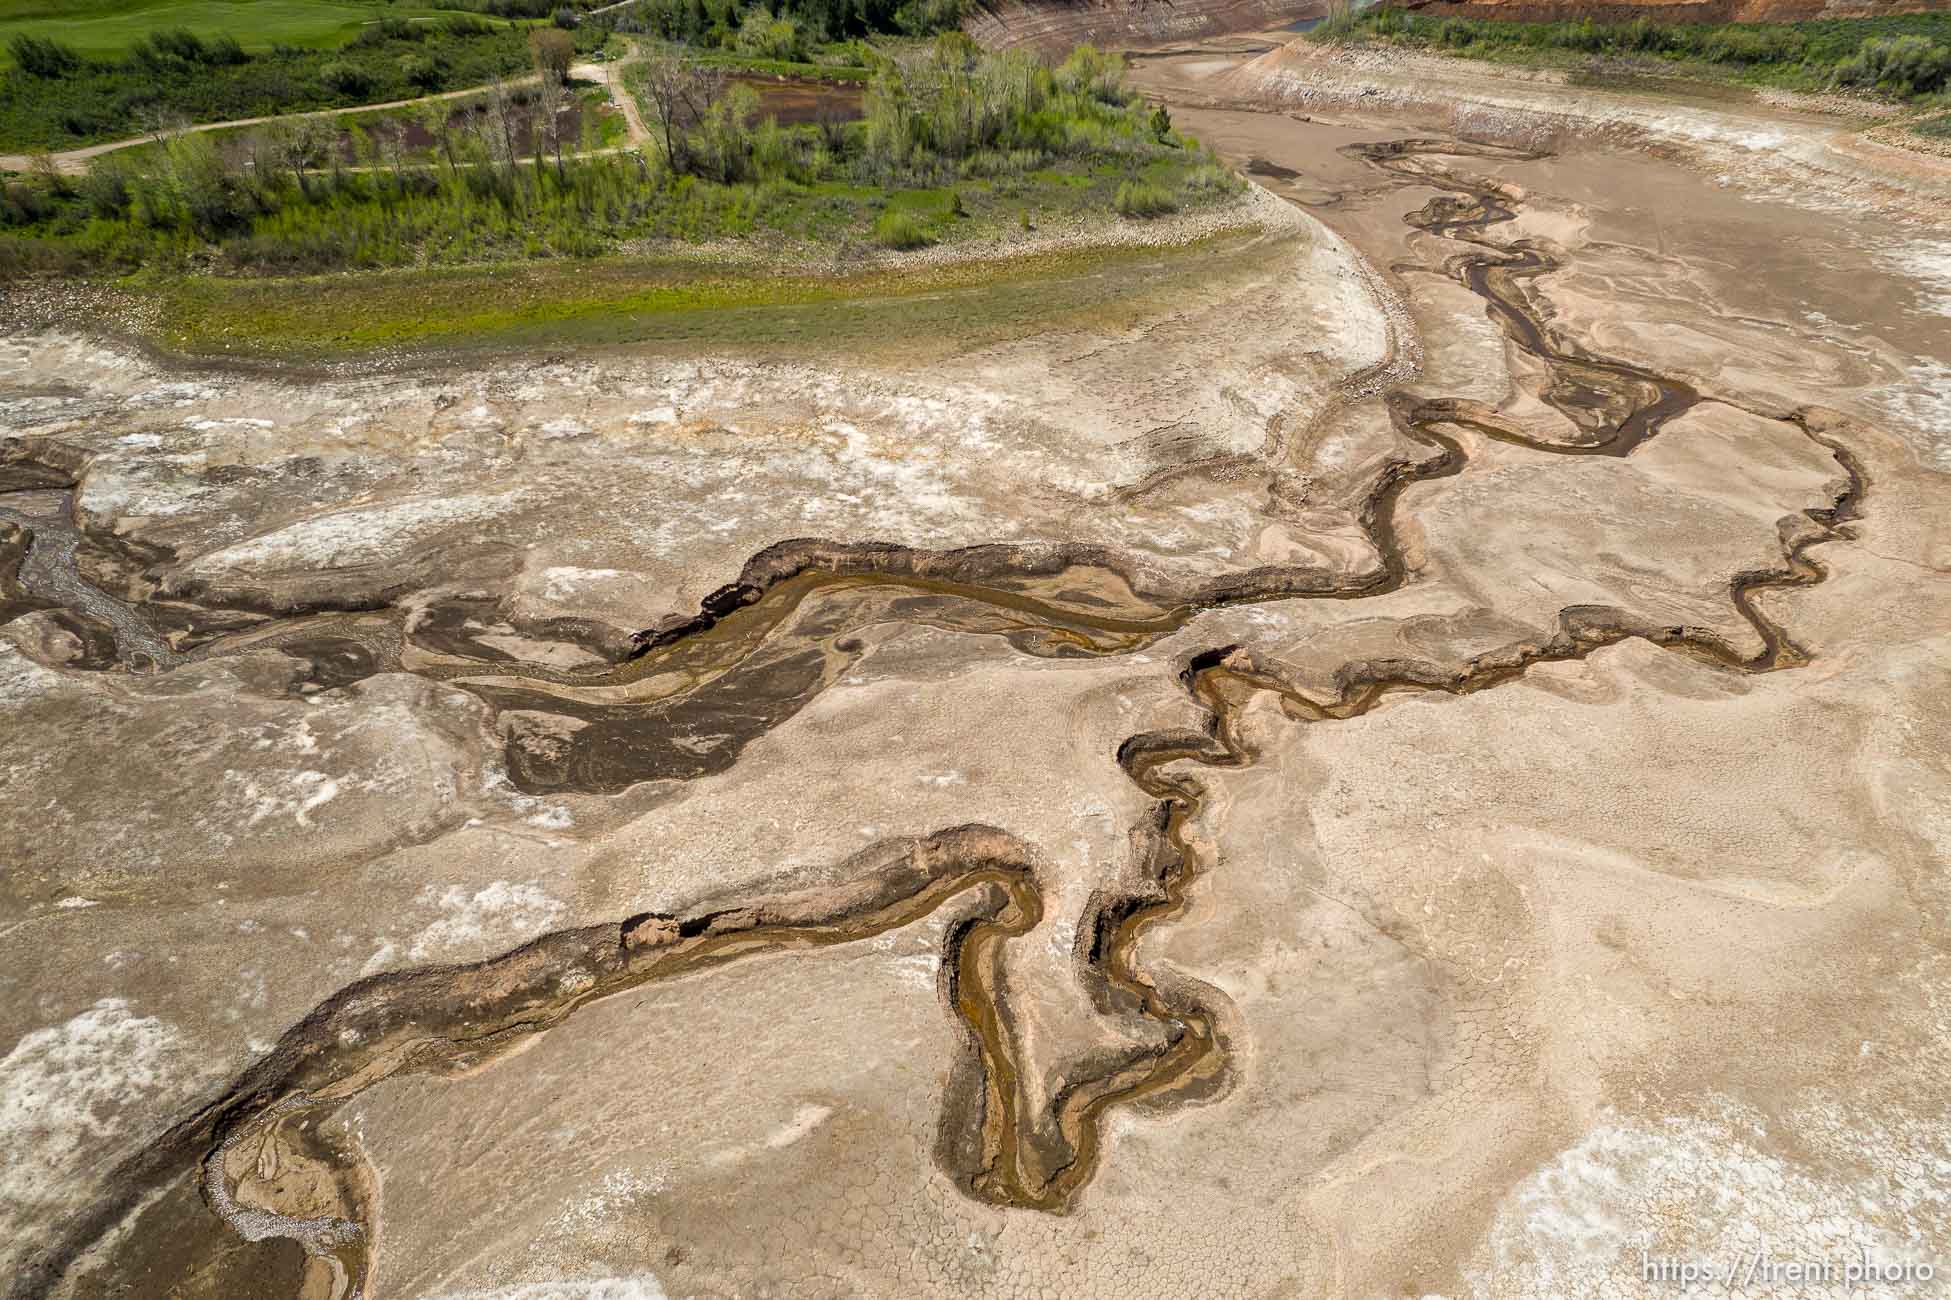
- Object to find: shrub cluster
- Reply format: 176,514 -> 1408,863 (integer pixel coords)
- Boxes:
856,40 -> 1166,183
1316,6 -> 1951,100
7,34 -> 80,78
614,0 -> 962,51
0,21 -> 573,151
0,41 -> 1240,277
873,206 -> 928,246
1113,178 -> 1173,217
1833,34 -> 1950,95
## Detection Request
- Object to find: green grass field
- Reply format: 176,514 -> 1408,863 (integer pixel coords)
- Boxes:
0,0 -> 485,63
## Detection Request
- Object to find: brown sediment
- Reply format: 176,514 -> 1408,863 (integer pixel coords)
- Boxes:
1246,156 -> 1304,179
0,521 -> 55,627
14,137 -> 1875,1300
27,827 -> 1053,1300
730,75 -> 865,128
0,487 -> 182,672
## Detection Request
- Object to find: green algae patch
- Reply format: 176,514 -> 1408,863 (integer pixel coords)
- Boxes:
143,227 -> 1275,363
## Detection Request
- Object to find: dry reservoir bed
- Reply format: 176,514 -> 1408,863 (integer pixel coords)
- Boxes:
4,39 -> 1951,1300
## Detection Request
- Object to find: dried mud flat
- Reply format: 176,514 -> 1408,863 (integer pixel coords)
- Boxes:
5,37 -> 1951,1300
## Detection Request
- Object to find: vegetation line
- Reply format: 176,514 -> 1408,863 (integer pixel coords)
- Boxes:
0,15 -> 583,153
1311,5 -> 1951,103
0,0 -> 970,155
1,35 -> 1241,338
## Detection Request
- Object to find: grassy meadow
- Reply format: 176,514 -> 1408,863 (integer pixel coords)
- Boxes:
141,226 -> 1266,357
0,0 -> 488,64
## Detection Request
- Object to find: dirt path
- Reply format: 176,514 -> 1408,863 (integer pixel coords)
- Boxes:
0,76 -> 560,176
293,54 -> 647,175
572,54 -> 649,146
0,50 -> 650,176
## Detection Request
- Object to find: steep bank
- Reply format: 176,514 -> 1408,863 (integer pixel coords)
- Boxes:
1186,38 -> 1951,217
966,0 -> 1324,52
1398,0 -> 1946,23
961,0 -> 1951,53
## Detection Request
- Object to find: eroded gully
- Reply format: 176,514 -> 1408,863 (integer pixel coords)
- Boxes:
9,137 -> 1869,1300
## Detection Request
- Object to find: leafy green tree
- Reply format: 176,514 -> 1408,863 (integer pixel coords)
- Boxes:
320,61 -> 377,97
8,35 -> 80,78
401,53 -> 445,91
529,28 -> 576,80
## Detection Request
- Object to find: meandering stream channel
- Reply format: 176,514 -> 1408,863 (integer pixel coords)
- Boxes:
4,134 -> 1871,1300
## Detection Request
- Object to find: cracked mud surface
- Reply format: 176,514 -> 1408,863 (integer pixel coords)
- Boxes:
5,37 -> 1951,1300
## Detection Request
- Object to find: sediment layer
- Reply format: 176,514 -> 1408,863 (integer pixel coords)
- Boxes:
2,131 -> 1883,1300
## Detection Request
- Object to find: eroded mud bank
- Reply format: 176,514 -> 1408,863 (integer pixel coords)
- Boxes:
2,128 -> 1887,1300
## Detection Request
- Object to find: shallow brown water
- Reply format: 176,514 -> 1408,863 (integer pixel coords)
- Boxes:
13,117 -> 1883,1298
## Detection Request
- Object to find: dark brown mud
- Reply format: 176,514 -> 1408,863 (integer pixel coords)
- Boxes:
0,521 -> 55,627
0,488 -> 182,672
732,75 -> 865,127
11,138 -> 1873,1300
469,569 -> 1192,795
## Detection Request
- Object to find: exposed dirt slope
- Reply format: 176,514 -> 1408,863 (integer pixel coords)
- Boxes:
963,0 -> 1949,53
966,0 -> 1323,52
1400,0 -> 1945,23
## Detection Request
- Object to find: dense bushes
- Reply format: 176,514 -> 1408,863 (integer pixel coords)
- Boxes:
873,206 -> 928,246
350,17 -> 425,46
456,0 -> 572,17
1,42 -> 1237,277
0,23 -> 542,151
125,27 -> 250,68
1113,178 -> 1173,217
318,61 -> 377,97
734,8 -> 811,61
1316,7 -> 1951,100
1833,35 -> 1950,96
7,34 -> 79,78
851,39 -> 1174,185
611,0 -> 962,50
400,53 -> 446,90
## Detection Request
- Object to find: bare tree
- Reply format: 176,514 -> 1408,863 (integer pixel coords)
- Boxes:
267,121 -> 306,198
484,77 -> 523,179
136,103 -> 188,150
243,126 -> 282,202
535,66 -> 569,183
27,150 -> 70,197
634,49 -> 724,178
456,98 -> 496,181
377,120 -> 409,195
499,76 -> 530,177
272,116 -> 336,197
423,103 -> 460,176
